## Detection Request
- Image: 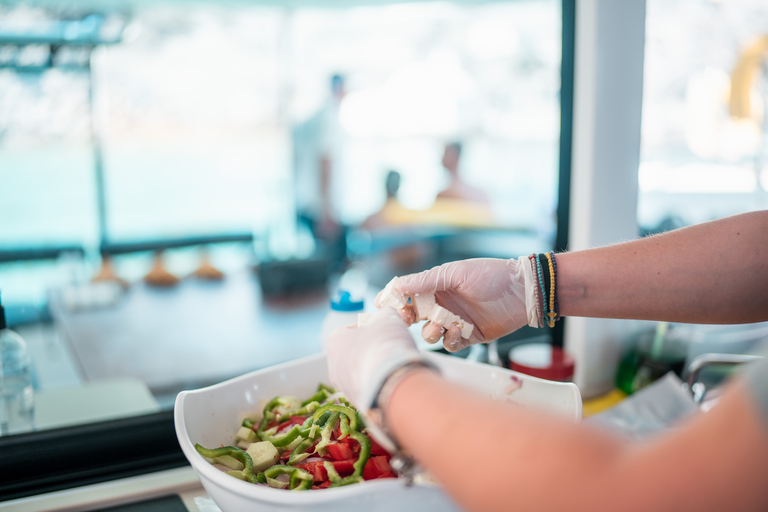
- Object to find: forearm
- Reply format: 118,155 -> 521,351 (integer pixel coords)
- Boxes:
557,210 -> 768,324
386,370 -> 625,512
386,371 -> 768,512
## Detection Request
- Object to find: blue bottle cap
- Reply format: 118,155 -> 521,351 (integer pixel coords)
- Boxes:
330,290 -> 364,312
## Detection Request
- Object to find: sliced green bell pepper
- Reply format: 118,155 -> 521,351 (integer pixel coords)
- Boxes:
195,444 -> 258,484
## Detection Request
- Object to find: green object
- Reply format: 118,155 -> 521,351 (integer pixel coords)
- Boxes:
301,388 -> 331,407
260,465 -> 313,490
312,404 -> 359,431
348,430 -> 371,477
259,425 -> 303,447
195,444 -> 258,484
323,461 -> 342,483
314,412 -> 340,456
256,396 -> 301,433
338,414 -> 350,439
330,475 -> 364,487
356,409 -> 366,430
616,323 -> 687,395
266,476 -> 288,489
313,410 -> 332,427
317,383 -> 337,394
214,454 -> 245,470
286,437 -> 315,466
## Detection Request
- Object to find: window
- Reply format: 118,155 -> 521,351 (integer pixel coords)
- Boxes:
639,0 -> 768,232
0,0 -> 572,499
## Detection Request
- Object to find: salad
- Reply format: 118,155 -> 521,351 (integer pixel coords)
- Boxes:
195,383 -> 396,490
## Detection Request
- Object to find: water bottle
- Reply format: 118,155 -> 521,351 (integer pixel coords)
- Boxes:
0,293 -> 34,435
320,290 -> 364,352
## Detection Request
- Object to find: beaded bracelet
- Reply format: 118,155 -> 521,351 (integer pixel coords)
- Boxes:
532,252 -> 560,328
533,254 -> 548,328
544,252 -> 557,327
529,254 -> 544,328
550,252 -> 560,321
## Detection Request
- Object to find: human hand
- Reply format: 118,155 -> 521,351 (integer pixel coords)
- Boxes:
376,257 -> 539,352
326,307 -> 424,413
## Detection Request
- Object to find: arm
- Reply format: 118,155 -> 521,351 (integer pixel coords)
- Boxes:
386,211 -> 768,351
387,370 -> 768,512
558,210 -> 768,324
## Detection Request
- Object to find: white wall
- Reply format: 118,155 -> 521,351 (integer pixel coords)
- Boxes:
565,0 -> 646,398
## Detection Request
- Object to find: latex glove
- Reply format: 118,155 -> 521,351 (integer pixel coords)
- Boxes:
326,306 -> 425,413
376,256 -> 539,352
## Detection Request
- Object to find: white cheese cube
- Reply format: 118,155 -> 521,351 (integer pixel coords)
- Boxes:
412,293 -> 436,320
377,278 -> 408,309
427,305 -> 475,339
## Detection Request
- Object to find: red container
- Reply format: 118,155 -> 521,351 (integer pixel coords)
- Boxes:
508,343 -> 575,382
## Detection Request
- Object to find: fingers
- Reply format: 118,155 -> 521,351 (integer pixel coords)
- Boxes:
443,324 -> 470,353
421,321 -> 445,344
393,261 -> 460,296
421,321 -> 470,353
398,303 -> 417,326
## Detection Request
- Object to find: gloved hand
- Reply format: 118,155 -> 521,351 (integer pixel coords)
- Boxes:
376,257 -> 539,352
326,307 -> 425,413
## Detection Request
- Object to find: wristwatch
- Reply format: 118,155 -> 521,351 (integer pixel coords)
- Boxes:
362,358 -> 440,485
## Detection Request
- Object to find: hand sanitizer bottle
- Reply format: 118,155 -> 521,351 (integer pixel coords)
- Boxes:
319,290 -> 364,352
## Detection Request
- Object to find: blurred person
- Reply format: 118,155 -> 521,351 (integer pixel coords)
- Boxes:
361,170 -> 407,230
292,74 -> 348,266
436,141 -> 490,205
327,210 -> 768,512
361,169 -> 427,280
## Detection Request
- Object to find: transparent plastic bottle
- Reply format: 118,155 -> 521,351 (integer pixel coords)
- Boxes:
0,293 -> 34,435
319,290 -> 364,352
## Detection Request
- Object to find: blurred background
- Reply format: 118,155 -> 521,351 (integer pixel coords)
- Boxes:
1,0 -> 565,420
1,0 -> 768,489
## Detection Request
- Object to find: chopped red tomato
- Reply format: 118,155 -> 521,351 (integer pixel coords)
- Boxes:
340,436 -> 359,451
363,456 -> 395,480
331,459 -> 356,476
297,459 -> 357,483
276,416 -> 306,431
312,480 -> 332,489
326,442 -> 354,461
296,461 -> 327,482
369,437 -> 391,457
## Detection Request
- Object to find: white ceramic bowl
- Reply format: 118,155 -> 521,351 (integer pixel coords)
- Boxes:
175,351 -> 582,512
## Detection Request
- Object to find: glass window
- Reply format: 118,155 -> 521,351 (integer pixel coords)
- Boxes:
0,0 -> 566,467
639,0 -> 768,232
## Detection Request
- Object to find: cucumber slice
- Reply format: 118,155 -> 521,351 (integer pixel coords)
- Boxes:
266,476 -> 288,489
236,426 -> 257,443
246,441 -> 280,472
214,455 -> 245,470
227,470 -> 247,480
